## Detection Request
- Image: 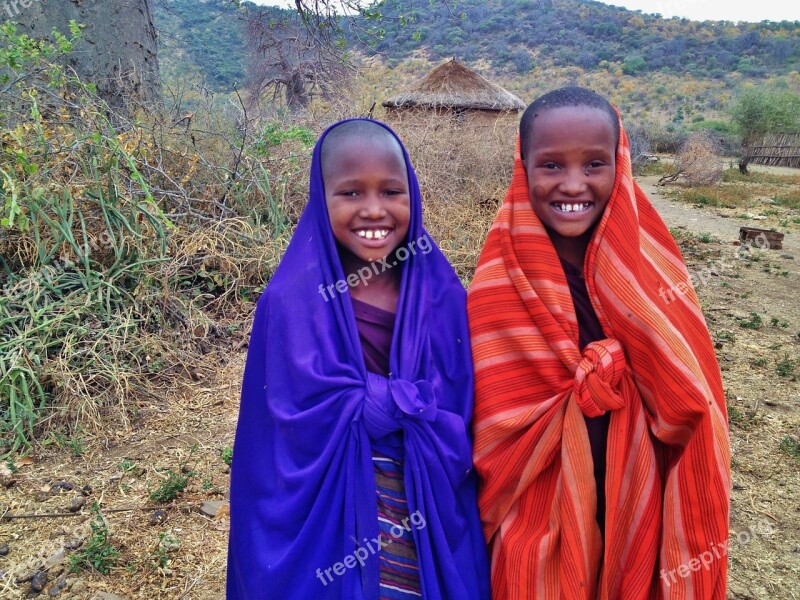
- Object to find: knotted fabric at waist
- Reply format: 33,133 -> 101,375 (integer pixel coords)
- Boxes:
573,338 -> 627,418
363,372 -> 438,440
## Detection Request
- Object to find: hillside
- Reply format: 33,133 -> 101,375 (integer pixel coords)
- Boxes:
152,0 -> 800,92
153,0 -> 248,90
368,0 -> 800,78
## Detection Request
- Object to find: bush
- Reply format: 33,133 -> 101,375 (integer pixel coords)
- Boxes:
675,132 -> 723,186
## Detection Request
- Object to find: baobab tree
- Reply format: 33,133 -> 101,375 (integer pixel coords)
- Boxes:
12,0 -> 161,115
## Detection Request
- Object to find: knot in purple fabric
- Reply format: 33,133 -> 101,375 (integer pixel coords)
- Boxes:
573,339 -> 626,418
363,372 -> 437,440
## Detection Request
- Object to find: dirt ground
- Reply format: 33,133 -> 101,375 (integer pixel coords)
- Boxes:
1,167 -> 799,599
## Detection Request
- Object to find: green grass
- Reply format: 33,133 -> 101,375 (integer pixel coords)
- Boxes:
68,504 -> 120,574
727,403 -> 762,430
739,312 -> 763,330
776,355 -> 798,378
778,435 -> 800,463
149,469 -> 191,503
721,169 -> 800,186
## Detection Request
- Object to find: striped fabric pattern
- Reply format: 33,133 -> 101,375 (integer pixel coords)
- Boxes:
467,124 -> 730,599
373,452 -> 422,598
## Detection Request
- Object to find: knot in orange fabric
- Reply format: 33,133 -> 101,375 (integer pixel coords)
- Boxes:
573,339 -> 626,418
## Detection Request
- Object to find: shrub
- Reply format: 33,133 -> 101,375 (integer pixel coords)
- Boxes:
675,132 -> 723,186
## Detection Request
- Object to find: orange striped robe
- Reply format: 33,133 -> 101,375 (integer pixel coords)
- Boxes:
467,124 -> 730,599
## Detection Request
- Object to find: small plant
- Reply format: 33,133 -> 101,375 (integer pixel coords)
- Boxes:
68,436 -> 85,457
697,232 -> 714,243
220,446 -> 233,466
152,532 -> 180,569
739,312 -> 763,330
727,403 -> 762,430
149,469 -> 191,503
770,317 -> 781,327
120,459 -> 137,472
776,355 -> 798,379
751,358 -> 768,368
716,329 -> 736,343
68,503 -> 120,574
778,435 -> 800,463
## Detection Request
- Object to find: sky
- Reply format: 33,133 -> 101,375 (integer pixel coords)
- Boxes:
248,0 -> 800,23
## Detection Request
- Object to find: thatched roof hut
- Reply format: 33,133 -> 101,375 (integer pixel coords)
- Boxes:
382,60 -> 525,124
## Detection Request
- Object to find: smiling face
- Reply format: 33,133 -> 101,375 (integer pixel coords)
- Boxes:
522,106 -> 617,257
323,134 -> 411,264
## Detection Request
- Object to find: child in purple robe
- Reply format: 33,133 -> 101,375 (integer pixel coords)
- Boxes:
226,119 -> 489,600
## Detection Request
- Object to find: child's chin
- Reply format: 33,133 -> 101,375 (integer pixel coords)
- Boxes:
547,219 -> 591,236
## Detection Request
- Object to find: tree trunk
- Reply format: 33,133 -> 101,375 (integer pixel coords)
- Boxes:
739,145 -> 751,175
14,0 -> 161,115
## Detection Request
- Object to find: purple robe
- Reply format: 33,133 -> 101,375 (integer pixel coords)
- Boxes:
226,119 -> 490,599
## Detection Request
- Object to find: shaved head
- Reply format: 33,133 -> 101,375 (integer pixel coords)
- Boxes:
320,120 -> 406,182
520,87 -> 619,161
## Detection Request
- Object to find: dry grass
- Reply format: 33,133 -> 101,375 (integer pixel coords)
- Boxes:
391,117 -> 515,282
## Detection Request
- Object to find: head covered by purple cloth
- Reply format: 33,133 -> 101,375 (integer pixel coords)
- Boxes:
227,119 -> 489,599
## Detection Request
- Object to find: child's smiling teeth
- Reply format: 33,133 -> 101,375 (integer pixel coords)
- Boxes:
356,229 -> 390,240
553,202 -> 591,213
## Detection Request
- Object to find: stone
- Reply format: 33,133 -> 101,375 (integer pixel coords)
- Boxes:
148,510 -> 168,526
50,481 -> 75,494
69,497 -> 86,513
92,593 -> 127,600
0,543 -> 8,556
48,577 -> 68,597
0,463 -> 14,488
64,539 -> 83,551
45,550 -> 66,570
69,579 -> 87,594
31,570 -> 48,593
199,500 -> 227,518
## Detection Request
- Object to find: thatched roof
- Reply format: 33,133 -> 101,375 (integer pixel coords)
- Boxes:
382,60 -> 525,112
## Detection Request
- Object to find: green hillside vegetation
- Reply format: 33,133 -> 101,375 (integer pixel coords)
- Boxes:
153,0 -> 800,95
154,0 -> 248,90
365,0 -> 799,78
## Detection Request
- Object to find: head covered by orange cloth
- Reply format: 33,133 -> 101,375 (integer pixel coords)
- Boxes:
467,114 -> 730,599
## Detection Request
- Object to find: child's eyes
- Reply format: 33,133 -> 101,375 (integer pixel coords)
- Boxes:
587,161 -> 607,169
540,162 -> 560,170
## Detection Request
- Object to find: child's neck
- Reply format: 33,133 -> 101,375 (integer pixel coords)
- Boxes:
339,249 -> 402,314
547,227 -> 594,270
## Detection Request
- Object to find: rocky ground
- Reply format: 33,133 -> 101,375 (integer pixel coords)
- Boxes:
1,167 -> 799,599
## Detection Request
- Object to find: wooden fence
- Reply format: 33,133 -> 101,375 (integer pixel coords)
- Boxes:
746,133 -> 800,168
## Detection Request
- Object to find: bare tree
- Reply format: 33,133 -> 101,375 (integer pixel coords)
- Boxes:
246,8 -> 351,111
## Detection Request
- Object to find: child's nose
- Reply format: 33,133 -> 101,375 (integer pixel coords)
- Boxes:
360,193 -> 387,217
559,169 -> 588,196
